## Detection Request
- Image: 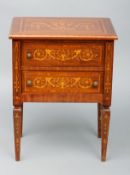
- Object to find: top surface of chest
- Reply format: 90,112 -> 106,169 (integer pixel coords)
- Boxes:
9,17 -> 117,40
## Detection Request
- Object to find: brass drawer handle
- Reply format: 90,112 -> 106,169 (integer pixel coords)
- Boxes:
27,80 -> 32,87
92,81 -> 98,88
26,52 -> 32,59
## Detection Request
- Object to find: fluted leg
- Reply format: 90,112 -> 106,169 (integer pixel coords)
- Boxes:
97,103 -> 102,138
13,106 -> 22,161
101,107 -> 110,161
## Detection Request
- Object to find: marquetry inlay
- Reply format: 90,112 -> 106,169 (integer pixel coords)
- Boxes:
9,17 -> 117,39
14,110 -> 21,154
14,42 -> 20,93
32,77 -> 93,89
101,109 -> 110,161
104,42 -> 113,104
13,41 -> 22,104
33,48 -> 100,62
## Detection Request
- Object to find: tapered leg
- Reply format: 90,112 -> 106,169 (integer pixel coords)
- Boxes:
97,103 -> 102,138
101,107 -> 110,161
13,106 -> 22,161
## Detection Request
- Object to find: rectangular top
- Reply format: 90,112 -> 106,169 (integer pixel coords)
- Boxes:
9,17 -> 117,40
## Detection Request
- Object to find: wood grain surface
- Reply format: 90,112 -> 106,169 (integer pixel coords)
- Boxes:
9,17 -> 118,40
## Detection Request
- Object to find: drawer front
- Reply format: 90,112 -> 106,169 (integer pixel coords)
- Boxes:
22,71 -> 103,94
22,42 -> 105,67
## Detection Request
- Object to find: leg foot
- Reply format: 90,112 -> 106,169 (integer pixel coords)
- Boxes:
101,107 -> 110,161
13,106 -> 22,161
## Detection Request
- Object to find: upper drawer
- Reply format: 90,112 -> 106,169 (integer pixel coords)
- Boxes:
22,41 -> 105,67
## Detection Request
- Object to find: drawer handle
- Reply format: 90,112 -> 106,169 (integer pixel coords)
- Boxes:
26,52 -> 32,59
92,81 -> 98,88
27,80 -> 32,87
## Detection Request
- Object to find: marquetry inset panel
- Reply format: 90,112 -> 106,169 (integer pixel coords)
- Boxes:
104,41 -> 114,106
13,107 -> 22,161
101,108 -> 110,161
13,41 -> 22,105
22,42 -> 104,67
9,17 -> 117,40
22,71 -> 103,94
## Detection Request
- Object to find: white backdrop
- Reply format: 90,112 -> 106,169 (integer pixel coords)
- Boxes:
0,0 -> 130,175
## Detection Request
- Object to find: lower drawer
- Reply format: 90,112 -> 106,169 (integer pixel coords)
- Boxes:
22,71 -> 103,94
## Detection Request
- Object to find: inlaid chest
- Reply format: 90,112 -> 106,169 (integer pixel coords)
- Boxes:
9,17 -> 117,161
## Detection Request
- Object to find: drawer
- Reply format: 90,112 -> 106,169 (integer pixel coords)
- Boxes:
22,71 -> 103,94
22,41 -> 105,67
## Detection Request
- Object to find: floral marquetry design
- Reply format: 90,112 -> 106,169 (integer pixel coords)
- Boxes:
9,17 -> 118,39
104,42 -> 113,106
23,72 -> 102,94
13,41 -> 21,105
13,107 -> 22,161
101,108 -> 110,161
14,42 -> 20,93
33,48 -> 100,62
32,77 -> 93,89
